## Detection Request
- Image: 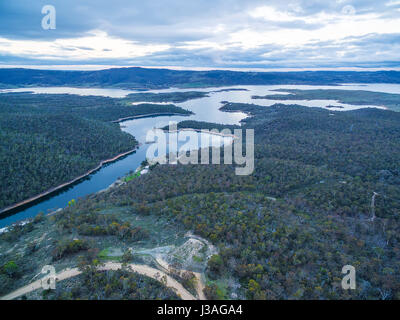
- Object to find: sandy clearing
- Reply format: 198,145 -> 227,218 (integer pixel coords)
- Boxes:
155,257 -> 206,300
1,262 -> 197,301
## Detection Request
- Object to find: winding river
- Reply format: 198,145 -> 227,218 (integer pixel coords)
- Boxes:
0,83 -> 398,228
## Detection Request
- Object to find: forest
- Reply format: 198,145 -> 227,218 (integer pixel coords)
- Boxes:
1,101 -> 398,300
42,269 -> 180,300
252,89 -> 400,112
1,68 -> 400,89
0,92 -> 192,121
126,91 -> 209,103
75,103 -> 400,299
0,92 -> 192,210
0,90 -> 400,299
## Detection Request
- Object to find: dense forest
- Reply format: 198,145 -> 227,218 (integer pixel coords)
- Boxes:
1,98 -> 399,299
252,89 -> 400,112
44,103 -> 398,299
0,92 -> 192,210
162,120 -> 239,131
0,112 -> 136,210
1,68 -> 400,89
126,91 -> 209,103
0,92 -> 192,121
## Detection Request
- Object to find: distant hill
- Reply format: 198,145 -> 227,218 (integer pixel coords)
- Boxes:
1,67 -> 400,89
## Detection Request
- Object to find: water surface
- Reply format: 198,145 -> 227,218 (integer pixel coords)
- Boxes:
0,83 -> 396,227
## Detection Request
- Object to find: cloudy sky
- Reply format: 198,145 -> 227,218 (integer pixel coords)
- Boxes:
0,0 -> 400,70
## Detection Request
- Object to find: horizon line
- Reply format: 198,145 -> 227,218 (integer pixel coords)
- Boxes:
1,65 -> 400,72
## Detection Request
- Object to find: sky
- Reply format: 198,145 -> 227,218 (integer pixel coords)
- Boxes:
0,0 -> 400,70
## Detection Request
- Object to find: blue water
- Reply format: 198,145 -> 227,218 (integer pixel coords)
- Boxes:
0,88 -> 246,228
1,83 -> 397,228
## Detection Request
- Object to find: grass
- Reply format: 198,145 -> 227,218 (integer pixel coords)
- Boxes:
98,248 -> 123,262
206,279 -> 229,300
124,171 -> 141,182
98,248 -> 110,260
192,255 -> 203,263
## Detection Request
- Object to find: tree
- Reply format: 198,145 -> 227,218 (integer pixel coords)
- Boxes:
207,254 -> 224,277
121,250 -> 133,263
3,261 -> 18,277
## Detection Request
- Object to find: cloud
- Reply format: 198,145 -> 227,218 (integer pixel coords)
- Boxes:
0,30 -> 170,61
0,0 -> 399,69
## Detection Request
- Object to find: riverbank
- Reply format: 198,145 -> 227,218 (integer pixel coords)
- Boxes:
0,85 -> 251,227
0,147 -> 138,219
1,125 -> 237,220
111,112 -> 193,123
166,128 -> 239,140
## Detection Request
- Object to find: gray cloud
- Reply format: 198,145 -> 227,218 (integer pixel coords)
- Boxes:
0,0 -> 399,69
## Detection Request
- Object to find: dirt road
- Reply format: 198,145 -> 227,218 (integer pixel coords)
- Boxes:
1,262 -> 197,300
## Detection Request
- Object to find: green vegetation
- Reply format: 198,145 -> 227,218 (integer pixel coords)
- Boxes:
0,112 -> 136,209
0,197 -> 189,296
162,120 -> 239,131
211,88 -> 249,93
179,271 -> 198,295
124,171 -> 141,182
43,269 -> 180,300
0,92 -> 192,122
0,221 -> 35,242
2,261 -> 19,277
203,282 -> 226,300
0,92 -> 191,210
52,239 -> 89,261
1,67 -> 400,89
0,261 -> 20,295
98,248 -> 111,260
58,103 -> 398,299
0,255 -> 29,295
97,248 -> 128,261
1,93 -> 400,300
55,210 -> 150,242
126,91 -> 209,103
252,89 -> 400,112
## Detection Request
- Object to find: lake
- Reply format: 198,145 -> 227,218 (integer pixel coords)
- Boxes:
0,83 -> 398,228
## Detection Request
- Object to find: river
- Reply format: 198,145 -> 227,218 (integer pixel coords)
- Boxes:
1,83 -> 399,228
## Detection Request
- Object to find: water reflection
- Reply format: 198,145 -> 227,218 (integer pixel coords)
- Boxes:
1,83 -> 396,227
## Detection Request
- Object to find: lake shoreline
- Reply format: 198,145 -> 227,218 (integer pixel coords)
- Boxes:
111,112 -> 193,123
0,111 -> 195,222
0,147 -> 139,220
165,128 -> 239,139
3,83 -> 394,226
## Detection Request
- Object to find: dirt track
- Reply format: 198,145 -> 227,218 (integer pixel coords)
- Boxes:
0,262 -> 199,300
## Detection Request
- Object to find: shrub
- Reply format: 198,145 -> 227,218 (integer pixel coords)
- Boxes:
2,260 -> 18,277
52,239 -> 89,260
